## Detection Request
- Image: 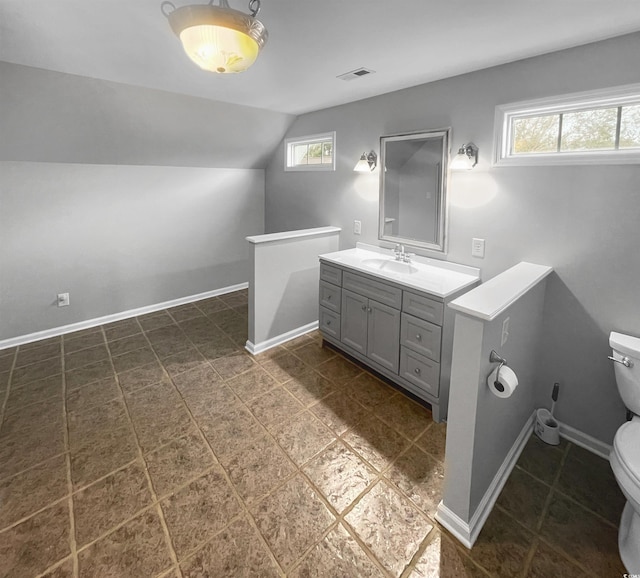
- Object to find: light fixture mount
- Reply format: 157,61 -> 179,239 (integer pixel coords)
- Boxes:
163,0 -> 268,74
451,142 -> 479,170
354,150 -> 378,172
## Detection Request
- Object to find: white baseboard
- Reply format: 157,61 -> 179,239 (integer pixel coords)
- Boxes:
0,283 -> 248,351
559,420 -> 612,460
245,321 -> 319,355
436,410 -> 535,548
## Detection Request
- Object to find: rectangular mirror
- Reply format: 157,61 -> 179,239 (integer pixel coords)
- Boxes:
379,128 -> 450,253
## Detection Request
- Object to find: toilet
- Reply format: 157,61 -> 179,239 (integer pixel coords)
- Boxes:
609,331 -> 640,573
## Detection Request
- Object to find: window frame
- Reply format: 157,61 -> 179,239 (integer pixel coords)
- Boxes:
284,131 -> 336,172
493,83 -> 640,167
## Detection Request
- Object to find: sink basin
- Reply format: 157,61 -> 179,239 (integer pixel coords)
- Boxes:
361,258 -> 419,275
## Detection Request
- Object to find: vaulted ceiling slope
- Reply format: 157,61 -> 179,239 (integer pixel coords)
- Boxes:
2,1 -> 640,115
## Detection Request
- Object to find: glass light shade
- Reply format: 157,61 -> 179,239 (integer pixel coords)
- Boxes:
354,157 -> 372,172
168,4 -> 267,74
180,25 -> 259,73
450,151 -> 474,170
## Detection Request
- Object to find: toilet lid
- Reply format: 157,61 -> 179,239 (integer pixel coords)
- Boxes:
614,420 -> 640,485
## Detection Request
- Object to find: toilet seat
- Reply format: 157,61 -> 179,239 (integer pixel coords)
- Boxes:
613,420 -> 640,489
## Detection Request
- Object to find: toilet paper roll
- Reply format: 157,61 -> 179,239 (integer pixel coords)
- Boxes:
487,365 -> 518,398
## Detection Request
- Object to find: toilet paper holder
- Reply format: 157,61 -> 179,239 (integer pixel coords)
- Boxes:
489,350 -> 508,392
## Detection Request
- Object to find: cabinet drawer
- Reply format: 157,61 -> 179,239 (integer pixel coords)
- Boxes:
400,313 -> 441,362
400,346 -> 440,396
403,291 -> 444,326
319,307 -> 340,340
343,271 -> 402,309
319,281 -> 341,313
320,262 -> 342,286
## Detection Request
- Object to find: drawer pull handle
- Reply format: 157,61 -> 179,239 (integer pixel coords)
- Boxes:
362,305 -> 367,311
368,307 -> 372,313
416,334 -> 422,341
326,320 -> 331,325
414,368 -> 421,375
327,295 -> 331,300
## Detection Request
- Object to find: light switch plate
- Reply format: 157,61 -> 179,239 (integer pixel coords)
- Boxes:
472,238 -> 485,258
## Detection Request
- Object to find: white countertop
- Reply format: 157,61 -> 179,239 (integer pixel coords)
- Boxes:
449,261 -> 553,320
319,244 -> 480,299
247,226 -> 341,245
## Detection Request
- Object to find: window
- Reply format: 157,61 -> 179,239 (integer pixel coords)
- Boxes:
494,84 -> 640,166
285,132 -> 336,171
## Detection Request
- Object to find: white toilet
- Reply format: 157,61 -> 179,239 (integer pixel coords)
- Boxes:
609,331 -> 640,573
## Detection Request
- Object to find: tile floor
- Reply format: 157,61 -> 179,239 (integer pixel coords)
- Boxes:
0,289 -> 627,577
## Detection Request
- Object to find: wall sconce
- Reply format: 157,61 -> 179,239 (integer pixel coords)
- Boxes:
354,151 -> 377,172
450,142 -> 478,170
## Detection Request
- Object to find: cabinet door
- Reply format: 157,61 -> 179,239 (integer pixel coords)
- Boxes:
367,300 -> 401,373
340,289 -> 368,355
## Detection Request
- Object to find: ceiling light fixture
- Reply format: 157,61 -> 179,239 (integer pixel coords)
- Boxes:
450,142 -> 479,170
354,151 -> 377,172
162,0 -> 268,74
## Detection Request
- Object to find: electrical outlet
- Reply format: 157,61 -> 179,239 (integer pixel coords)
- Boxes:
353,220 -> 362,235
501,317 -> 510,346
57,293 -> 70,307
472,238 -> 485,258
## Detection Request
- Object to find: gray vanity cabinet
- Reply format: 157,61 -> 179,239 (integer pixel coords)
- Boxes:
318,259 -> 474,422
341,289 -> 400,373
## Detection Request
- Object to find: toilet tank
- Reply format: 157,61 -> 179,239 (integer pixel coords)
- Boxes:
610,331 -> 640,415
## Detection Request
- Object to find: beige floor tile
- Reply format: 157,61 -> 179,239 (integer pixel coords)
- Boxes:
196,336 -> 239,361
103,318 -> 141,341
64,343 -> 109,371
0,500 -> 70,578
259,351 -> 310,383
1,396 -> 64,437
270,410 -> 335,466
290,522 -> 385,578
284,369 -> 335,407
374,393 -> 432,440
226,365 -> 278,402
0,421 -> 66,480
137,311 -> 174,332
526,539 -> 590,578
126,380 -> 193,453
150,333 -> 193,358
65,359 -> 115,390
540,491 -> 625,576
210,351 -> 256,379
161,466 -> 242,558
171,364 -> 225,406
15,341 -> 61,367
145,429 -> 216,498
247,386 -> 305,427
516,435 -> 564,485
385,444 -> 445,517
410,530 -> 488,578
224,432 -> 295,504
303,441 -> 377,513
66,376 -> 121,414
343,416 -> 411,472
73,459 -> 152,547
347,372 -> 397,409
194,297 -> 229,316
107,333 -> 149,357
250,474 -> 335,571
117,361 -> 167,393
111,346 -> 157,374
0,454 -> 68,530
161,347 -> 207,378
497,466 -> 551,531
11,356 -> 62,387
166,303 -> 205,323
68,398 -> 130,448
180,515 -> 280,577
77,507 -> 173,578
41,557 -> 75,578
416,422 -> 447,462
200,407 -> 265,465
466,506 -> 534,577
317,355 -> 362,384
64,331 -> 106,354
283,333 -> 315,351
4,373 -> 63,412
310,391 -> 371,435
345,479 -> 433,577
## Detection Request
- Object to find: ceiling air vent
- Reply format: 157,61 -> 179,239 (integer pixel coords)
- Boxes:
337,67 -> 376,81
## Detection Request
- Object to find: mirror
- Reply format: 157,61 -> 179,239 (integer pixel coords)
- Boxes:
379,128 -> 450,253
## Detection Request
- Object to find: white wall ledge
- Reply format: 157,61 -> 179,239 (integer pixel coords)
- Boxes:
246,226 -> 341,245
449,262 -> 552,321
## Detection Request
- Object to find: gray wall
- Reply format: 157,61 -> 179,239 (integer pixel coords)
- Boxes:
0,62 -> 294,341
264,32 -> 640,444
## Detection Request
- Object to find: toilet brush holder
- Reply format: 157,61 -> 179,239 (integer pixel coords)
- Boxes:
535,408 -> 560,445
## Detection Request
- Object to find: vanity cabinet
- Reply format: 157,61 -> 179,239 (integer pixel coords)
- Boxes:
318,259 -> 475,422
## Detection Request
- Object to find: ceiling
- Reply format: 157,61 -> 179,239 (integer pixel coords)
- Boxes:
2,1 -> 640,116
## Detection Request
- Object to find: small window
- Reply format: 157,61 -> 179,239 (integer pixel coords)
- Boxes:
494,84 -> 640,166
285,132 -> 336,171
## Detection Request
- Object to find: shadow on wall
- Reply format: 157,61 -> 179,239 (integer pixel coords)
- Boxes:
537,274 -> 626,443
268,267 -> 320,339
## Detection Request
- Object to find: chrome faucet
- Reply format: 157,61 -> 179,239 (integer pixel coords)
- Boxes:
394,244 -> 405,261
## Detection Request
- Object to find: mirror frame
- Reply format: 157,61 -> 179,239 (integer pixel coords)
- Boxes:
378,128 -> 450,253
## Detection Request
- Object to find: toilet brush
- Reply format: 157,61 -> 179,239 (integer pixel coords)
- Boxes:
550,382 -> 559,421
535,382 -> 561,445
